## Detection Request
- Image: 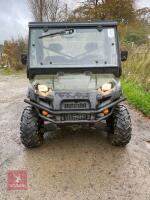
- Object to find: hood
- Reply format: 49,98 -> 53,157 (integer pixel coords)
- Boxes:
32,73 -> 118,90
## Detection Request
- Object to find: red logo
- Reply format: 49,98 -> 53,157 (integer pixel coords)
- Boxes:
7,170 -> 27,190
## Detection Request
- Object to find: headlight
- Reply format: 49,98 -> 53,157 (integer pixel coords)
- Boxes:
101,83 -> 112,92
37,84 -> 53,97
97,82 -> 113,94
38,84 -> 49,92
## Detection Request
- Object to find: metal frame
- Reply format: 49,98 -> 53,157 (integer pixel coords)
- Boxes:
29,21 -> 118,28
24,97 -> 125,124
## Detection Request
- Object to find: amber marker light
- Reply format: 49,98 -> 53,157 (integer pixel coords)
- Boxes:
103,108 -> 109,115
42,111 -> 49,116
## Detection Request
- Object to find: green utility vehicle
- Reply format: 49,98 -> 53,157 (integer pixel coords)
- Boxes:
20,21 -> 132,148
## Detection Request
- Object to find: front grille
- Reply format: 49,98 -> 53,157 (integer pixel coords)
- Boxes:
61,101 -> 90,110
61,114 -> 91,121
60,100 -> 91,121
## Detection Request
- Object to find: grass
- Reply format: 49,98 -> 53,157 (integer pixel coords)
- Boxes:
122,45 -> 150,92
121,44 -> 150,117
0,67 -> 25,76
122,79 -> 150,117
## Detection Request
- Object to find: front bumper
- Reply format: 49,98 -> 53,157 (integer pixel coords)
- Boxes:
24,97 -> 126,124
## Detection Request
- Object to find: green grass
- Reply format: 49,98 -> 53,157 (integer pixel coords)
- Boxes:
0,67 -> 25,75
122,79 -> 150,117
122,45 -> 150,92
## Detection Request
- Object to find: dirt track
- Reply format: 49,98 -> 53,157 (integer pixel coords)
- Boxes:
0,75 -> 150,200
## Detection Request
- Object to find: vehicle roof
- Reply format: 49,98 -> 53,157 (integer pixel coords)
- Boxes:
29,21 -> 118,28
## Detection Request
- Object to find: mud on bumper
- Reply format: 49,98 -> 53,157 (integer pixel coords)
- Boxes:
24,97 -> 126,124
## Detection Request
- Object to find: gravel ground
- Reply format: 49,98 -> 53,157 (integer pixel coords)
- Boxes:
0,75 -> 150,200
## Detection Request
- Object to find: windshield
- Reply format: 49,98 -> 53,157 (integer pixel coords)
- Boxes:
29,27 -> 118,68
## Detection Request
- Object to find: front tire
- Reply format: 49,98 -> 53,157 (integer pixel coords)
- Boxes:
107,104 -> 132,147
20,106 -> 43,148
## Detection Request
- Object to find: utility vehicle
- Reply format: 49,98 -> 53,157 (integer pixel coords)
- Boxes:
20,21 -> 132,148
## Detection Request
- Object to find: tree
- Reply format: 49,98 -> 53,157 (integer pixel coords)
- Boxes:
69,0 -> 136,23
27,0 -> 60,22
136,7 -> 150,24
27,0 -> 43,21
2,37 -> 27,69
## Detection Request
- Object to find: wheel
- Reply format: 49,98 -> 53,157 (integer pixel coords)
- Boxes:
106,104 -> 132,147
20,106 -> 43,148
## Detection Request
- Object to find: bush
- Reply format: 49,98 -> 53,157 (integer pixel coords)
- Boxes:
0,37 -> 27,70
125,32 -> 147,45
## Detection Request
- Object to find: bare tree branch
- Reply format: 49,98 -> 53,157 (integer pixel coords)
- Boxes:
27,0 -> 60,22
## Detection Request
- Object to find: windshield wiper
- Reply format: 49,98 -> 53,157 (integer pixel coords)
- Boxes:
39,28 -> 74,39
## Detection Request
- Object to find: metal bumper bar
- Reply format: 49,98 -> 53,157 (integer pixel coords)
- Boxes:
24,97 -> 125,115
24,97 -> 126,124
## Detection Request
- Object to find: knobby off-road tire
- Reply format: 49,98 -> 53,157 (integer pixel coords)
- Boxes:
107,104 -> 132,147
20,106 -> 43,148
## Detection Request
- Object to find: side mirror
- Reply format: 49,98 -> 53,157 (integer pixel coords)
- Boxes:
21,53 -> 27,65
121,51 -> 128,62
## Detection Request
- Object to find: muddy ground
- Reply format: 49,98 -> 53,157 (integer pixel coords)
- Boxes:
0,75 -> 150,200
